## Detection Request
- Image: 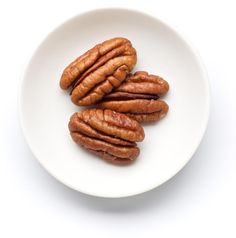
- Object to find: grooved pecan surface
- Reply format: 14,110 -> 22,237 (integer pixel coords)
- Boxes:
99,71 -> 169,123
60,37 -> 137,106
100,99 -> 169,123
113,71 -> 169,96
68,109 -> 144,164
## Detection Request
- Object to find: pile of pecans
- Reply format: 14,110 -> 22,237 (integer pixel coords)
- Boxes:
60,37 -> 169,164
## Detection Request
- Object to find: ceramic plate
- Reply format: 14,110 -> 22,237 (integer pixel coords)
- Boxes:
19,8 -> 210,198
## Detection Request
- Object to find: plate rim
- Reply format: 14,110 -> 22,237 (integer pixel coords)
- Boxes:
18,7 -> 210,198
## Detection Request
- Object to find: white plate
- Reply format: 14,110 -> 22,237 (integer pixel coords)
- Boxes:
19,8 -> 210,198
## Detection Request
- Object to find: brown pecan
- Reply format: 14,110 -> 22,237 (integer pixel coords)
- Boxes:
60,37 -> 137,106
68,109 -> 144,164
99,99 -> 169,123
99,71 -> 169,123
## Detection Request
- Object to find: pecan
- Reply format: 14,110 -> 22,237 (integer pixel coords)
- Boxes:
111,71 -> 169,96
60,37 -> 137,106
99,71 -> 169,123
68,109 -> 144,164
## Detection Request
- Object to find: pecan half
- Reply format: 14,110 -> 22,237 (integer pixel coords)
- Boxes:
99,71 -> 169,123
68,109 -> 144,164
112,71 -> 169,96
60,37 -> 137,106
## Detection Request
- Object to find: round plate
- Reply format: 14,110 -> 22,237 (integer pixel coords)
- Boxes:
19,8 -> 210,198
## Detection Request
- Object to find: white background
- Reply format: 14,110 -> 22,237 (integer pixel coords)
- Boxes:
0,0 -> 235,237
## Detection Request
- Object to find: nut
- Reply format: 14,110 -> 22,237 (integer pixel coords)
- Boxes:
68,109 -> 145,164
100,99 -> 169,123
60,37 -> 137,106
99,71 -> 169,122
110,71 -> 169,96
